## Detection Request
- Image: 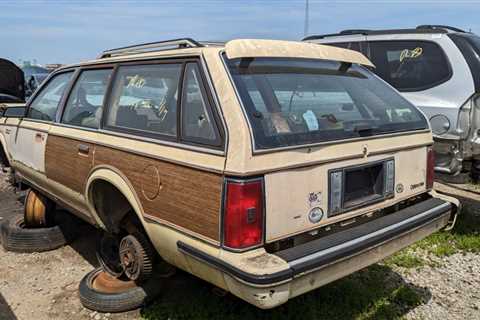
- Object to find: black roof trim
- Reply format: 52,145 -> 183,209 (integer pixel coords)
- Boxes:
417,25 -> 467,33
303,26 -> 456,41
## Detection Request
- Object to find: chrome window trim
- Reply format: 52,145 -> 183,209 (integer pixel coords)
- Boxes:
200,54 -> 230,155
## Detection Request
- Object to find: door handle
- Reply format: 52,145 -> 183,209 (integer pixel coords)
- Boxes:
5,129 -> 11,134
78,144 -> 90,155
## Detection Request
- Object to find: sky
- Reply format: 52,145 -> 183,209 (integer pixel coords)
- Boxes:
2,0 -> 480,65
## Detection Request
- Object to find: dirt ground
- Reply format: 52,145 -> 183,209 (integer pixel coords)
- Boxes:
0,171 -> 139,320
0,171 -> 479,320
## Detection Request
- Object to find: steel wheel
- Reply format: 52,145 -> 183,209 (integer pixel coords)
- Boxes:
24,189 -> 54,228
119,233 -> 154,282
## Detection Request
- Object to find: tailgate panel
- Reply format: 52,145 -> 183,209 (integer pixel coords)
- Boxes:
264,147 -> 428,242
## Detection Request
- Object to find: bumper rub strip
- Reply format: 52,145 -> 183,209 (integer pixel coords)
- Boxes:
281,200 -> 451,274
177,197 -> 452,286
177,241 -> 294,285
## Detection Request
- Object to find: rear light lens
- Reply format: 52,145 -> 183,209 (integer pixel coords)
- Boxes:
223,179 -> 264,250
427,147 -> 435,189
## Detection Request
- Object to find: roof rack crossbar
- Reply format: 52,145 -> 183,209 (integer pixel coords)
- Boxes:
416,25 -> 466,33
99,38 -> 204,58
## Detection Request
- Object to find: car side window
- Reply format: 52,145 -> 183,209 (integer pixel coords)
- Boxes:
27,72 -> 73,121
181,63 -> 220,145
369,41 -> 451,92
62,69 -> 112,129
106,64 -> 181,138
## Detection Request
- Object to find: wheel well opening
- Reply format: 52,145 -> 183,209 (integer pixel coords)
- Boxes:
90,180 -> 142,234
0,142 -> 10,168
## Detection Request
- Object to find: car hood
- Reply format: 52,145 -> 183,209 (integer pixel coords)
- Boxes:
0,58 -> 25,103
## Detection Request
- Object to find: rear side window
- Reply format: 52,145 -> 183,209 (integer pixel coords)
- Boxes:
62,69 -> 112,128
181,63 -> 221,146
369,41 -> 451,92
106,64 -> 182,138
27,72 -> 73,121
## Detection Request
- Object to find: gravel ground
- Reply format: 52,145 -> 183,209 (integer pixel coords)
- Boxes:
403,252 -> 480,320
0,171 -> 479,319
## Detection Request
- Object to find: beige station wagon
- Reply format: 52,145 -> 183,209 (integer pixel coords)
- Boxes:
0,38 -> 459,309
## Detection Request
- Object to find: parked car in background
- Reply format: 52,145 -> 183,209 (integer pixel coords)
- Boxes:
0,38 -> 459,311
0,58 -> 25,103
304,25 -> 480,181
22,65 -> 49,99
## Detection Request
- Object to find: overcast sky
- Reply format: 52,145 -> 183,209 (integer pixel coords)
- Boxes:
2,0 -> 480,65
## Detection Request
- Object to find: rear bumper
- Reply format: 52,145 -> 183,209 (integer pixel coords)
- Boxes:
177,195 -> 457,308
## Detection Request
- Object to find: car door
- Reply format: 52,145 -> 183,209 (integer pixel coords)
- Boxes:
45,67 -> 113,218
9,71 -> 75,188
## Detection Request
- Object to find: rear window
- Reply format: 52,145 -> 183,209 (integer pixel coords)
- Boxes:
369,41 -> 452,92
227,58 -> 427,150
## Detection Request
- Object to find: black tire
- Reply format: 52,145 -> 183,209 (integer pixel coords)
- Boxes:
436,172 -> 471,184
79,267 -> 161,313
0,213 -> 77,253
96,233 -> 124,278
471,160 -> 480,183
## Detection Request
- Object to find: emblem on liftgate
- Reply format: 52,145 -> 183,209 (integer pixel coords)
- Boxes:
308,207 -> 324,223
396,183 -> 404,193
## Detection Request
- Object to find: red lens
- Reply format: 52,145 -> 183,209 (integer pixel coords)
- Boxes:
223,179 -> 264,249
427,147 -> 435,189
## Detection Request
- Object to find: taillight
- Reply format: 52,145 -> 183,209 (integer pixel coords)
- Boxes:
427,147 -> 435,189
223,178 -> 264,250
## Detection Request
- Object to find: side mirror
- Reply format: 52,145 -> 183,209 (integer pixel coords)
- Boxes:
3,106 -> 27,118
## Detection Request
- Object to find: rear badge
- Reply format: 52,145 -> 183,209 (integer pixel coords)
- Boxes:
396,183 -> 404,193
308,207 -> 324,223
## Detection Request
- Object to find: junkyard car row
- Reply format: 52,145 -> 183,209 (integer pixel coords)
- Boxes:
0,28 -> 470,312
306,25 -> 480,181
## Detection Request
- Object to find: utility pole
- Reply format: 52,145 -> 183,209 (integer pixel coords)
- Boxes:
304,0 -> 310,37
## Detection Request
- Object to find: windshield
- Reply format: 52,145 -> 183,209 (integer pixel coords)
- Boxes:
227,58 -> 428,150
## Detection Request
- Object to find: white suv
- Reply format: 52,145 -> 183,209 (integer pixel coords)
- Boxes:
305,25 -> 480,181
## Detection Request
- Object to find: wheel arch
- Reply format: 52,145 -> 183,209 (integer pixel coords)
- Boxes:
85,166 -> 147,233
0,133 -> 11,167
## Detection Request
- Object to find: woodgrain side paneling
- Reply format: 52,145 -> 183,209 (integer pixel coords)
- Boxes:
94,146 -> 223,242
45,135 -> 94,193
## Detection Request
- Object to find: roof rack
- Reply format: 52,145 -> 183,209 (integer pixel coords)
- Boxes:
303,27 -> 454,41
99,38 -> 204,59
416,25 -> 466,33
339,29 -> 371,35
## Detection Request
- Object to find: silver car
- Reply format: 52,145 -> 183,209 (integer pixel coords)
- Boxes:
304,25 -> 480,181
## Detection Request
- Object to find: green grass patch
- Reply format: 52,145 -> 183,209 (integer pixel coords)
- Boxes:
141,265 -> 424,320
384,250 -> 425,269
413,204 -> 480,257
